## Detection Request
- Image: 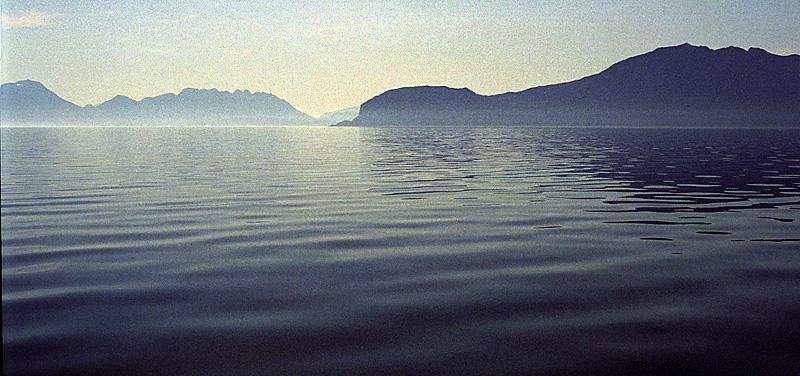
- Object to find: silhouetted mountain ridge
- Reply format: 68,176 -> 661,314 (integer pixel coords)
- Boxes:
0,80 -> 83,122
89,87 -> 316,125
347,43 -> 799,127
1,82 -> 317,125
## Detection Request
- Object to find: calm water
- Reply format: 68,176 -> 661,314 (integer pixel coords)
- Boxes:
2,126 -> 799,375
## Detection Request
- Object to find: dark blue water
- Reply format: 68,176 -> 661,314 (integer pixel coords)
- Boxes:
2,127 -> 799,375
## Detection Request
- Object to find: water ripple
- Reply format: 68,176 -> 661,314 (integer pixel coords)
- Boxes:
2,127 -> 800,374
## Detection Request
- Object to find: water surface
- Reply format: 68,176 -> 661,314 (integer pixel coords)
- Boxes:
3,127 -> 799,374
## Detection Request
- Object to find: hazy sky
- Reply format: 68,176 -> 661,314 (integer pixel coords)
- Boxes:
2,1 -> 799,116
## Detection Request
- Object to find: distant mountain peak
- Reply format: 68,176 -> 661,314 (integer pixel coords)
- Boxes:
176,87 -> 275,98
663,42 -> 710,52
109,94 -> 135,102
1,79 -> 82,121
7,79 -> 47,88
178,87 -> 222,95
675,42 -> 703,48
2,79 -> 53,95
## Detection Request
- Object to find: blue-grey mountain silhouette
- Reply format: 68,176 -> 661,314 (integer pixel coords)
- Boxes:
1,82 -> 317,125
0,80 -> 82,123
344,44 -> 800,127
88,88 -> 317,125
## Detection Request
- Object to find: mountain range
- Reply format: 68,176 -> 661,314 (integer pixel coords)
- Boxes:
2,43 -> 798,127
0,81 -> 324,125
343,43 -> 799,127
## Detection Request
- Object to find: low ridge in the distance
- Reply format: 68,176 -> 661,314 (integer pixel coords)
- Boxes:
1,43 -> 798,127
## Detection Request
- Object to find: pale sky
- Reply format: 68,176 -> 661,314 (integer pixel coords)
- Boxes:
1,1 -> 799,116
